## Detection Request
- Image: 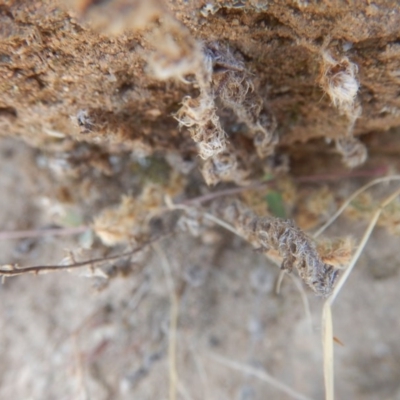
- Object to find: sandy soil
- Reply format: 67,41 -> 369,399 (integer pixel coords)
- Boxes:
1,137 -> 400,400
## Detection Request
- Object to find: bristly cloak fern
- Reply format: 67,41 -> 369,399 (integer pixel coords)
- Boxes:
221,200 -> 339,296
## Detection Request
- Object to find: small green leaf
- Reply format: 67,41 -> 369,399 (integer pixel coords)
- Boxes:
59,208 -> 83,227
265,191 -> 286,218
262,173 -> 275,182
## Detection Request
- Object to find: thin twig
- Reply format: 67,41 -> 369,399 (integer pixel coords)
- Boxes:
202,212 -> 240,236
275,270 -> 286,295
0,236 -> 163,277
168,202 -> 241,236
182,166 -> 387,206
153,243 -> 179,400
0,226 -> 89,240
0,168 -> 387,241
182,182 -> 273,205
208,352 -> 314,400
295,165 -> 387,183
0,166 -> 387,243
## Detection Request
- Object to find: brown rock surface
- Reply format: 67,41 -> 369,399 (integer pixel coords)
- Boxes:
1,0 -> 400,165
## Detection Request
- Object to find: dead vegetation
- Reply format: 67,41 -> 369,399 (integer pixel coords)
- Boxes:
2,1 -> 400,399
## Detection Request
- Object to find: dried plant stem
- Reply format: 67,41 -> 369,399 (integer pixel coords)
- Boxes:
322,302 -> 334,400
168,201 -> 241,236
314,175 -> 400,238
0,236 -> 162,277
183,182 -> 272,205
208,352 -> 314,400
183,166 -> 387,206
153,243 -> 179,400
0,226 -> 89,240
328,186 -> 400,304
202,212 -> 240,235
322,186 -> 400,400
0,169 -> 387,242
275,270 -> 286,295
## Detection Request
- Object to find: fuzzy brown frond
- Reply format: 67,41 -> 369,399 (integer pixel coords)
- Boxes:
221,200 -> 339,296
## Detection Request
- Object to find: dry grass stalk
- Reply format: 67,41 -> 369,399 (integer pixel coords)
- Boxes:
344,191 -> 400,236
153,243 -> 179,400
314,175 -> 400,238
0,226 -> 89,241
322,302 -> 334,400
322,186 -> 400,400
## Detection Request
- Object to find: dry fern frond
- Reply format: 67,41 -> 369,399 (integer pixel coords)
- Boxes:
153,36 -> 278,185
210,43 -> 278,159
221,200 -> 339,296
149,30 -> 228,163
175,95 -> 227,160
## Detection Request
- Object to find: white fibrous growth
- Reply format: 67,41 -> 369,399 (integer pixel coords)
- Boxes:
320,52 -> 367,167
321,53 -> 359,115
